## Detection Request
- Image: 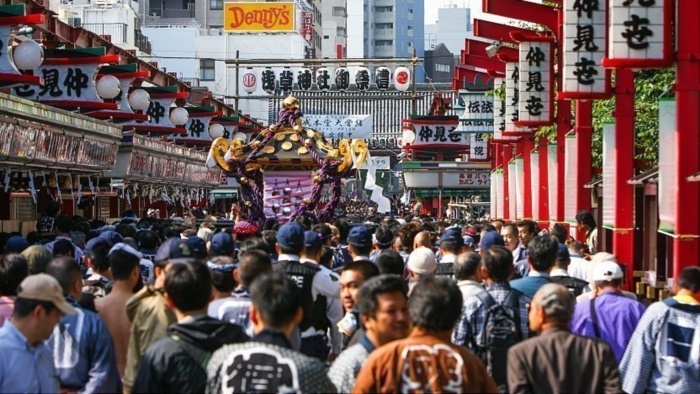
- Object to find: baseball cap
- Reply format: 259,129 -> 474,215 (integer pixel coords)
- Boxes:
463,235 -> 475,247
347,226 -> 372,247
557,243 -> 570,260
155,238 -> 197,264
17,274 -> 76,315
276,222 -> 304,249
99,230 -> 123,246
479,230 -> 505,251
407,246 -> 437,275
186,236 -> 208,259
303,231 -> 323,249
591,261 -> 624,281
210,232 -> 234,256
108,242 -> 143,259
4,235 -> 29,253
85,237 -> 110,255
439,229 -> 464,246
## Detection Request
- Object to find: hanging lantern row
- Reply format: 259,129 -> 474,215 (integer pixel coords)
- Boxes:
242,65 -> 411,94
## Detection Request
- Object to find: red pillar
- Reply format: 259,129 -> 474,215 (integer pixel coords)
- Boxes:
673,0 -> 700,279
502,143 -> 513,220
575,100 -> 593,241
613,68 -> 636,291
522,137 -> 534,219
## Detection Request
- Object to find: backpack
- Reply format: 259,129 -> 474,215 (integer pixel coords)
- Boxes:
473,290 -> 523,388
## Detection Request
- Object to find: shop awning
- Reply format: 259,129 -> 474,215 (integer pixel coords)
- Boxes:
628,167 -> 659,185
584,177 -> 603,189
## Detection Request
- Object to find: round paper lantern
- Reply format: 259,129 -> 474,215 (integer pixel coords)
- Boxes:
170,107 -> 189,126
232,132 -> 247,143
335,67 -> 350,92
354,66 -> 371,92
393,66 -> 411,91
402,128 -> 416,144
96,75 -> 121,99
297,68 -> 313,91
12,39 -> 43,70
375,66 -> 392,91
209,123 -> 225,139
315,67 -> 331,92
128,89 -> 150,111
242,67 -> 257,94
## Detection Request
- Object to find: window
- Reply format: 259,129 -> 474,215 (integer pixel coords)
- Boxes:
376,23 -> 393,29
435,64 -> 451,73
210,0 -> 223,10
200,59 -> 215,81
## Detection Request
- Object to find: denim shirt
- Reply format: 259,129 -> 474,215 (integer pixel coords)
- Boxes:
0,320 -> 60,393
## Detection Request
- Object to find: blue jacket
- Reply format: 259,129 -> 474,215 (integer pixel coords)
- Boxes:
47,297 -> 120,393
510,275 -> 552,300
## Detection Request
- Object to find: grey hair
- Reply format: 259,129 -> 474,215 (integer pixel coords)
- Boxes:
534,283 -> 574,324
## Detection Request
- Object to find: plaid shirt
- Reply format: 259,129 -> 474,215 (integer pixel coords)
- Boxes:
452,282 -> 531,349
620,297 -> 700,394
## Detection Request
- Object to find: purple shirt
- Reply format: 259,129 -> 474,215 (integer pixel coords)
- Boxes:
570,290 -> 646,361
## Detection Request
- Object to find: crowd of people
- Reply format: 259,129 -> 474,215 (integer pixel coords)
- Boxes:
0,202 -> 698,393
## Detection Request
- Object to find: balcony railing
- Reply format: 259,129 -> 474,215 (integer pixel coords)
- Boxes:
82,23 -> 128,44
134,29 -> 152,54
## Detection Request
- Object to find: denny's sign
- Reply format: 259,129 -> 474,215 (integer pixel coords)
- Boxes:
224,2 -> 295,32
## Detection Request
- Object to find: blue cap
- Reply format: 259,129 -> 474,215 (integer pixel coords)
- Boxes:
85,237 -> 110,255
557,243 -> 570,260
155,238 -> 197,263
463,235 -> 476,247
347,226 -> 372,247
479,231 -> 505,251
99,230 -> 123,246
439,229 -> 463,245
186,236 -> 208,259
276,222 -> 304,249
303,231 -> 323,249
4,236 -> 29,253
210,232 -> 234,257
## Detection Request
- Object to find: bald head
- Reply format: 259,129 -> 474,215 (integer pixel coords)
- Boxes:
413,231 -> 431,250
530,283 -> 574,331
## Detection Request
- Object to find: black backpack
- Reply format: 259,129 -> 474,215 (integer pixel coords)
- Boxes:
473,290 -> 524,389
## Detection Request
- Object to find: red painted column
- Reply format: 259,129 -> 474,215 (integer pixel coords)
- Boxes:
538,138 -> 549,223
575,100 -> 593,242
673,0 -> 700,279
522,137 -> 534,219
613,68 -> 636,291
502,143 -> 512,220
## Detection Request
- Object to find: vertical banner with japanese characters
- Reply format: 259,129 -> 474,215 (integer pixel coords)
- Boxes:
468,133 -> 489,161
564,134 -> 578,223
517,38 -> 555,127
455,90 -> 494,134
300,11 -> 314,47
658,98 -> 676,234
561,0 -> 611,98
530,150 -> 540,221
547,143 -> 558,221
493,78 -> 506,139
602,123 -> 616,228
604,0 -> 673,68
504,62 -> 527,135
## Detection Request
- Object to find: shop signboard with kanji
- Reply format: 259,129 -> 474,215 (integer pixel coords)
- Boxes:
603,0 -> 673,68
408,120 -> 467,148
468,133 -> 489,161
13,64 -> 99,102
561,0 -> 612,98
443,172 -> 491,188
516,38 -> 555,127
504,62 -> 528,136
455,90 -> 494,134
302,114 -> 373,139
300,11 -> 314,46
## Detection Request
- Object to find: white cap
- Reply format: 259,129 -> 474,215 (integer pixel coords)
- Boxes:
407,246 -> 437,275
591,261 -> 624,281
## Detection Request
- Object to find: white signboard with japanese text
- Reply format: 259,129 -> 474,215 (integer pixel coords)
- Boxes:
170,115 -> 216,143
455,91 -> 494,133
504,62 -> 527,135
13,64 -> 100,102
361,156 -> 391,170
301,114 -> 373,139
606,0 -> 672,68
518,41 -> 554,126
562,0 -> 610,97
468,133 -> 489,161
443,172 -> 491,188
411,122 -> 467,147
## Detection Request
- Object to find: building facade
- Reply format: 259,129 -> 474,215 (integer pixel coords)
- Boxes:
424,44 -> 455,84
424,6 -> 472,56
